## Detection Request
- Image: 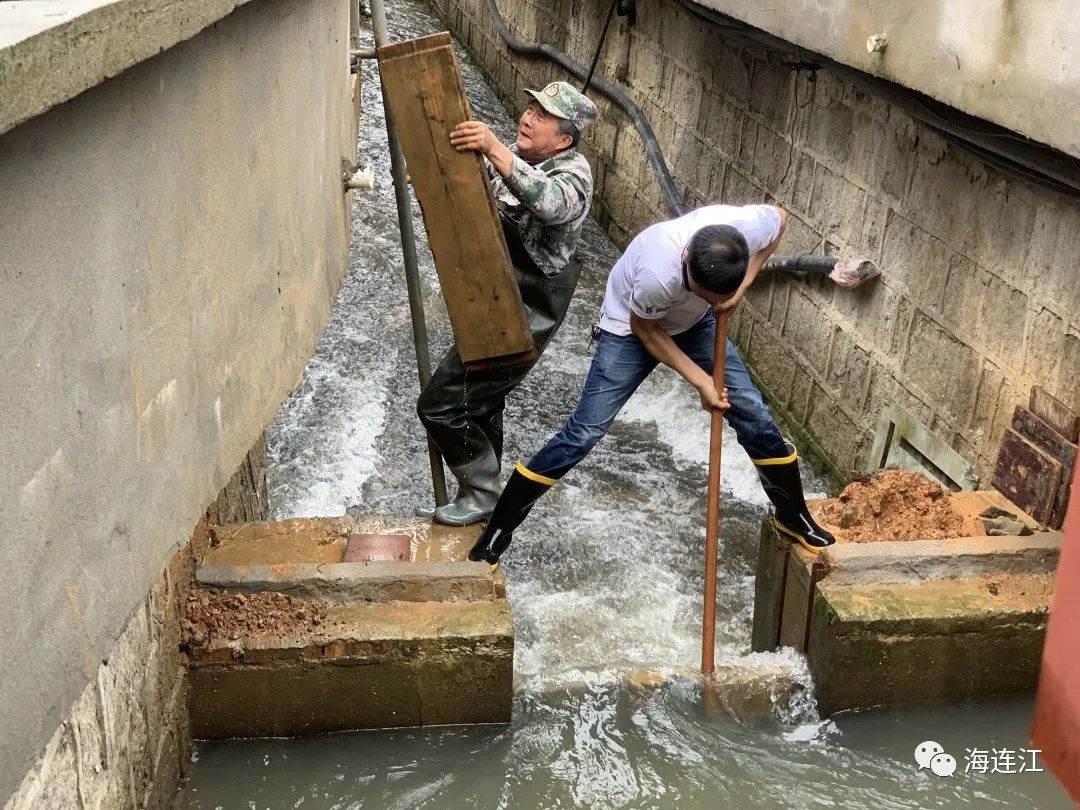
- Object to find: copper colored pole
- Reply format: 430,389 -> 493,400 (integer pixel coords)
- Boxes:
701,309 -> 731,676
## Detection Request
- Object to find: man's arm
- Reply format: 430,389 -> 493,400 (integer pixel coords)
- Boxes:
449,121 -> 588,224
718,206 -> 788,312
630,312 -> 729,412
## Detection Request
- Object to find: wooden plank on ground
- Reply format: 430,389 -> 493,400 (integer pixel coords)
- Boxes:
992,428 -> 1062,526
377,32 -> 535,368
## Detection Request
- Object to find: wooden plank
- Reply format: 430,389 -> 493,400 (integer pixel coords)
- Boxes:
1012,406 -> 1079,529
1030,386 -> 1080,443
377,32 -> 535,368
992,428 -> 1062,526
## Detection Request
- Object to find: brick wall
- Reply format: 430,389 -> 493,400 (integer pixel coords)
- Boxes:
435,0 -> 1080,484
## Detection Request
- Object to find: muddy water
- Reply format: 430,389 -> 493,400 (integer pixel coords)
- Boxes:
178,1 -> 1070,806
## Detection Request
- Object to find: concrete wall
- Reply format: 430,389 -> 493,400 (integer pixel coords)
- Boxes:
0,0 -> 353,800
694,0 -> 1080,160
436,0 -> 1080,483
5,544 -> 194,810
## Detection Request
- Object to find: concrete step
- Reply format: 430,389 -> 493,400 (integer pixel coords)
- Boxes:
187,596 -> 513,738
197,559 -> 496,603
808,574 -> 1052,714
819,531 -> 1061,586
185,515 -> 512,737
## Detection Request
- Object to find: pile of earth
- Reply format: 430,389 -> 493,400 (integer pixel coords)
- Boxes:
813,468 -> 964,543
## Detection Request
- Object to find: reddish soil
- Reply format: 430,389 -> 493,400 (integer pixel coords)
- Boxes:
814,468 -> 965,543
184,588 -> 342,646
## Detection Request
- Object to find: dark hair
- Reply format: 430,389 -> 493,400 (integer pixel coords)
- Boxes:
557,118 -> 581,149
685,224 -> 749,294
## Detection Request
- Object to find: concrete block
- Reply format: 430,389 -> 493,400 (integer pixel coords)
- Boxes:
820,531 -> 1061,585
879,214 -> 949,315
942,261 -> 1029,368
781,289 -> 832,372
197,560 -> 495,603
902,312 -> 980,421
188,600 -> 514,738
808,576 -> 1051,715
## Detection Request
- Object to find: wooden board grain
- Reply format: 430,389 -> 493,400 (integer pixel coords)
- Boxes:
992,428 -> 1062,526
1012,406 -> 1079,529
377,32 -> 535,368
1030,386 -> 1080,443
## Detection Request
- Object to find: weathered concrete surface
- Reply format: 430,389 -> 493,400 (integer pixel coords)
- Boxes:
0,0 -> 265,137
4,541 -> 194,810
438,0 -> 1080,484
694,0 -> 1080,160
197,560 -> 496,603
188,599 -> 514,737
821,532 -> 1062,586
808,575 -> 1051,714
0,0 -> 353,799
206,516 -> 484,565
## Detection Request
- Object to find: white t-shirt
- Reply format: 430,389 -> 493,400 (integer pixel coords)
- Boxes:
598,204 -> 782,336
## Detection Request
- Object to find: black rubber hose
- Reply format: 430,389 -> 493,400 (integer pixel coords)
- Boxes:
482,0 -> 685,216
480,0 -> 843,274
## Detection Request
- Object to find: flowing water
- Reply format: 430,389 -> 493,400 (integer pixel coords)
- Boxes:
178,1 -> 1070,806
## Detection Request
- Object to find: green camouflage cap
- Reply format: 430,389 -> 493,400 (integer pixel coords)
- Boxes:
524,81 -> 597,133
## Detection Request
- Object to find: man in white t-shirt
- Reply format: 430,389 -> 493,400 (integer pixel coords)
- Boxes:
467,203 -> 836,567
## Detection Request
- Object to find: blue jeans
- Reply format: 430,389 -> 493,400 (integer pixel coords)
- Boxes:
527,311 -> 789,478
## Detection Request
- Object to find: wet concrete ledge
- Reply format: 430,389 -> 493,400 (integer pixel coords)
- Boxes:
0,0 -> 260,138
188,599 -> 514,737
752,491 -> 1059,715
197,560 -> 497,603
188,516 -> 513,738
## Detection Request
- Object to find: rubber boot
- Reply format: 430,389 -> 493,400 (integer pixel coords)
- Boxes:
432,451 -> 502,527
754,445 -> 835,553
467,462 -> 555,567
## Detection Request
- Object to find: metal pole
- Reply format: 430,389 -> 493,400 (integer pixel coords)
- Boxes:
701,310 -> 730,675
369,0 -> 449,507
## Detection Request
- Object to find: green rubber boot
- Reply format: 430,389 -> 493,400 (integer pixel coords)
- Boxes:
432,452 -> 502,527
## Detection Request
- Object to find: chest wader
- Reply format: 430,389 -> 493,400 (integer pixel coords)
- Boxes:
416,216 -> 583,525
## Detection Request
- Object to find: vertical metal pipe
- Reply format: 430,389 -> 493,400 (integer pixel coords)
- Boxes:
369,0 -> 449,507
701,310 -> 730,675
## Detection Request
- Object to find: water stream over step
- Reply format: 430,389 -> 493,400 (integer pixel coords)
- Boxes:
179,1 -> 1069,806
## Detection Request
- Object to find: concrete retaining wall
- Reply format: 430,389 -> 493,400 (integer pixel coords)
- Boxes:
0,0 -> 353,800
4,544 -> 194,810
436,0 -> 1080,483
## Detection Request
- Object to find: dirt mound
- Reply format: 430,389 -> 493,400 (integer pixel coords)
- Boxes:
813,468 -> 964,543
184,588 -> 337,646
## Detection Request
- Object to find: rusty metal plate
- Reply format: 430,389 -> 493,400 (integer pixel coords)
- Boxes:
344,533 -> 410,563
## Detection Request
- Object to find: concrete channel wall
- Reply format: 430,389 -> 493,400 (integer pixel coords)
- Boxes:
436,0 -> 1080,483
0,0 -> 354,802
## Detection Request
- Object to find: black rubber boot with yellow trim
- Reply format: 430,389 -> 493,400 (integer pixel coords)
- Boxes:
753,445 -> 835,553
467,462 -> 555,567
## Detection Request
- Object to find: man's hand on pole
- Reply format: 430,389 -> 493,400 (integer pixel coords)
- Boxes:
697,384 -> 730,414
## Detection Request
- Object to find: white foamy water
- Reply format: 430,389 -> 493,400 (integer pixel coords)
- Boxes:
182,2 -> 1072,808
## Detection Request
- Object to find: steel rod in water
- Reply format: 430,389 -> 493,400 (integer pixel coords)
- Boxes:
701,310 -> 730,675
369,0 -> 448,507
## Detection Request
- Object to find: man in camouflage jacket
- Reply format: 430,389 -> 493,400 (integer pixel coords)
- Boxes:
417,81 -> 597,526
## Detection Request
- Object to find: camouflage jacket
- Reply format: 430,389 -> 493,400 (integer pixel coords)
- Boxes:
487,146 -> 593,277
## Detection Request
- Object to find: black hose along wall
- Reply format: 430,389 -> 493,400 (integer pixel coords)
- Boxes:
480,0 -> 1080,272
